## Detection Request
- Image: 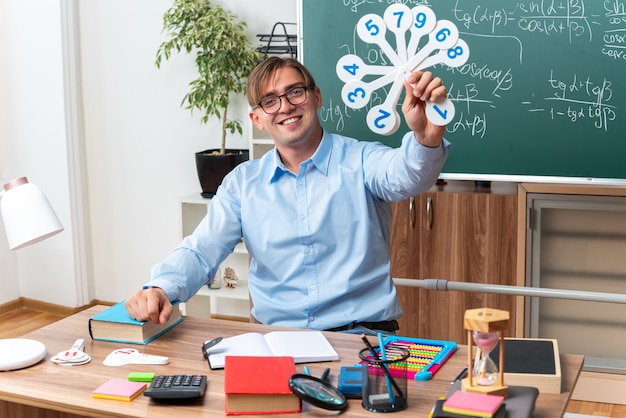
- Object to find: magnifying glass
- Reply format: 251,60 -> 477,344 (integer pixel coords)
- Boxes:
288,373 -> 348,411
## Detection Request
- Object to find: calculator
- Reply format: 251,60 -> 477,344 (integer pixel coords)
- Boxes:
143,374 -> 207,399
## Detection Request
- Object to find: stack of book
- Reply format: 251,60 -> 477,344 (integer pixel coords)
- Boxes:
224,356 -> 301,415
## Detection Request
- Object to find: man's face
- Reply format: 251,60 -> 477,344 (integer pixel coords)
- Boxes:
249,66 -> 322,149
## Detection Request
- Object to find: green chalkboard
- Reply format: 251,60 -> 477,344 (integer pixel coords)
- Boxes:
301,1 -> 626,183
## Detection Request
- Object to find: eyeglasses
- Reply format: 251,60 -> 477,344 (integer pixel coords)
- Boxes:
255,86 -> 312,114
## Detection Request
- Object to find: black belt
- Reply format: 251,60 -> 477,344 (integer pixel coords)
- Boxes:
326,320 -> 399,333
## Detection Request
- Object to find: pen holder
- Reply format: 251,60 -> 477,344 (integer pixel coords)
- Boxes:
359,346 -> 409,412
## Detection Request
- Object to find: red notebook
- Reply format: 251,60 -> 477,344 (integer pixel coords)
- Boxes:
224,355 -> 301,415
443,390 -> 505,417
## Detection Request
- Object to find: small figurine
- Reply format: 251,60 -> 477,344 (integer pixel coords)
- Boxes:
223,267 -> 239,288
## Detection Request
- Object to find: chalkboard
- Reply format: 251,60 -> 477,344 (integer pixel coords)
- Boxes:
300,1 -> 626,183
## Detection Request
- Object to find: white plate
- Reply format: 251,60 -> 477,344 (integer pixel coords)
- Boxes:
0,338 -> 47,371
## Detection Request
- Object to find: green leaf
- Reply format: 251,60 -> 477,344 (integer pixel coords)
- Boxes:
155,0 -> 261,146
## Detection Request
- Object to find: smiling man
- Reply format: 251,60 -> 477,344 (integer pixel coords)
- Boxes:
125,57 -> 450,335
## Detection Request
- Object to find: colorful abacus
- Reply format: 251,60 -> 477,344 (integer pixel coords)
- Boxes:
363,335 -> 457,381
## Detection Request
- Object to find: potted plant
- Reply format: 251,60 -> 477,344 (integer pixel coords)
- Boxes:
156,0 -> 261,197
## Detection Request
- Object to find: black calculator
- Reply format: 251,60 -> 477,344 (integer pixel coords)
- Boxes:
143,374 -> 207,399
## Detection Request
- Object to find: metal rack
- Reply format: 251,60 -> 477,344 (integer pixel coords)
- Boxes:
256,22 -> 297,59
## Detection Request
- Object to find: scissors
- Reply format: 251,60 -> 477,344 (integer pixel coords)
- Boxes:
103,348 -> 169,366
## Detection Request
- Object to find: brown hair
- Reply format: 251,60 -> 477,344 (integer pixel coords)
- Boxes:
246,57 -> 317,107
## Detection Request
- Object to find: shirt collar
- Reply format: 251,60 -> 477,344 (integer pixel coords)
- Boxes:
268,130 -> 332,183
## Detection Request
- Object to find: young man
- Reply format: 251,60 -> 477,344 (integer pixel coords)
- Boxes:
125,57 -> 450,334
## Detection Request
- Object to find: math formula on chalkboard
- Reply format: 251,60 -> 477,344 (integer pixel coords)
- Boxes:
302,1 -> 626,182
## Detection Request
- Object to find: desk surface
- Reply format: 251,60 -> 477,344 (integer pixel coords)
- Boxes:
0,306 -> 583,417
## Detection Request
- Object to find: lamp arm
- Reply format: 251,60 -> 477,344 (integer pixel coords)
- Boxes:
392,277 -> 626,304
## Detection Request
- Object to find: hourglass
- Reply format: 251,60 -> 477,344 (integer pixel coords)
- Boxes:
462,308 -> 509,397
473,330 -> 499,386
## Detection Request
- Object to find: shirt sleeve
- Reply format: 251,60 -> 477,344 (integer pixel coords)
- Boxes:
364,131 -> 451,201
145,246 -> 213,303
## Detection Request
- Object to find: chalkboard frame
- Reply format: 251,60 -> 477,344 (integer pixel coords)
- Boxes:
296,0 -> 626,185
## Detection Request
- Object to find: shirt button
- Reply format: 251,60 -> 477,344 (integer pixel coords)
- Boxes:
310,284 -> 316,290
309,316 -> 315,322
300,214 -> 306,220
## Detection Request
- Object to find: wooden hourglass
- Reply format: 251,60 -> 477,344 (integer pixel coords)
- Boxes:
462,308 -> 509,397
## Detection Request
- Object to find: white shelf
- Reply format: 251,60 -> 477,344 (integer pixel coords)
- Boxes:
180,195 -> 251,320
197,282 -> 249,300
233,240 -> 247,254
179,118 -> 266,318
181,193 -> 210,205
249,124 -> 274,160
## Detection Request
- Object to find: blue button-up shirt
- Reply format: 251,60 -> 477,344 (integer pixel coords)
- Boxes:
148,130 -> 449,329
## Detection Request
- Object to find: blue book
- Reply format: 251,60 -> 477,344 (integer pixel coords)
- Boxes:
88,301 -> 183,345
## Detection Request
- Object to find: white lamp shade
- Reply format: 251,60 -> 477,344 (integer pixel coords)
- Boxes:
1,177 -> 64,250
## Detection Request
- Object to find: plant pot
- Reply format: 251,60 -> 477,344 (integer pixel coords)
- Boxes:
195,149 -> 249,198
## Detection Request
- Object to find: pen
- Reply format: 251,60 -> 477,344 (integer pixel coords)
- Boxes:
451,366 -> 468,384
303,365 -> 311,376
320,367 -> 330,382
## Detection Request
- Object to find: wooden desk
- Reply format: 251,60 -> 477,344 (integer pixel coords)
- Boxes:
0,306 -> 583,417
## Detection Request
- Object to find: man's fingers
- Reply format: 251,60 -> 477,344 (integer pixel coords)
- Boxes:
404,71 -> 445,102
125,288 -> 171,324
144,288 -> 169,324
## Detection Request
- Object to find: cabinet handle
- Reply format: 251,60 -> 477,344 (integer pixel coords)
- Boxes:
409,196 -> 416,228
426,197 -> 433,230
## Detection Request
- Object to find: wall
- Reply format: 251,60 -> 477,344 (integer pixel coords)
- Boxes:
80,0 -> 297,303
0,0 -> 297,307
0,0 -> 79,307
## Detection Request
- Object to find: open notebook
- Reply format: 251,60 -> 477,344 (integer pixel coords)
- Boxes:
205,331 -> 339,369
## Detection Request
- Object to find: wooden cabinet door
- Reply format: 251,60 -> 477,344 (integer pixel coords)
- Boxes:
415,191 -> 463,341
392,187 -> 517,343
391,197 -> 425,338
390,198 -> 416,279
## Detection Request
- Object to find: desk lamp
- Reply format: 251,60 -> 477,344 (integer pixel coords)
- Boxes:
0,177 -> 64,371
